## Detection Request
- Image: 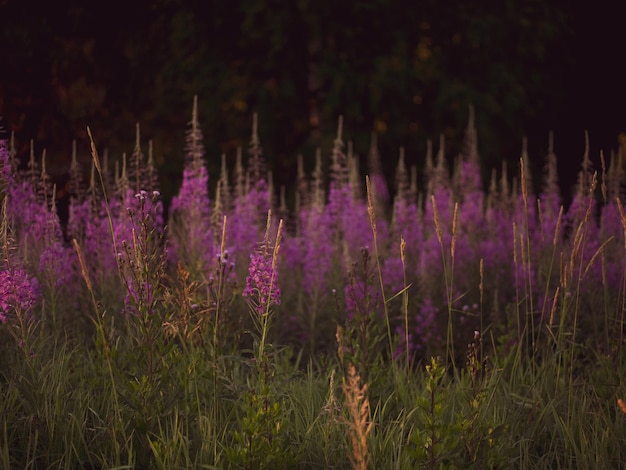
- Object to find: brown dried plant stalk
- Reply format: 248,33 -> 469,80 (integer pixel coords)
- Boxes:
431,195 -> 443,247
341,362 -> 373,470
366,175 -> 394,361
401,235 -> 410,365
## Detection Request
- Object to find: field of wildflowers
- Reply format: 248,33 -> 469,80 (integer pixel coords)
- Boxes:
2,99 -> 626,468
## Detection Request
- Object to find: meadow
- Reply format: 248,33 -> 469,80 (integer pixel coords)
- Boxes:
2,101 -> 626,469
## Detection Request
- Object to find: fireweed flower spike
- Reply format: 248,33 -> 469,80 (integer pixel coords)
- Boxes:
242,212 -> 283,316
0,267 -> 39,323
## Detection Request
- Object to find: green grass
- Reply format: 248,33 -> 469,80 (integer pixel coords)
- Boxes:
2,304 -> 626,468
3,126 -> 626,468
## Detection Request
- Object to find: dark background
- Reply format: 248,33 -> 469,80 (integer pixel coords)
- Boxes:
0,0 -> 623,208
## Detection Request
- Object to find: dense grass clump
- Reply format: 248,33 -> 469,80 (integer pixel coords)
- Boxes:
2,103 -> 626,468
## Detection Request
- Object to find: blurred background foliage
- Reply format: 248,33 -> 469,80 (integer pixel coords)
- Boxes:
0,0 -> 621,206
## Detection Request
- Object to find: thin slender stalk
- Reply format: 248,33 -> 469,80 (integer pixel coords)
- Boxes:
86,127 -> 123,283
365,176 -> 394,362
72,239 -> 123,445
213,215 -> 228,355
258,214 -> 283,362
519,157 -> 535,356
431,195 -> 456,368
400,235 -> 409,365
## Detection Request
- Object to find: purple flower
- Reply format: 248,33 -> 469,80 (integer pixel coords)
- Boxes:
229,179 -> 271,262
413,296 -> 441,352
243,236 -> 281,315
114,188 -> 165,316
344,277 -> 373,320
114,188 -> 164,253
38,242 -> 75,289
453,159 -> 482,198
381,252 -> 405,297
393,323 -> 415,361
0,268 -> 39,323
123,279 -> 156,316
68,197 -> 119,289
300,206 -> 333,295
229,195 -> 262,260
168,165 -> 213,270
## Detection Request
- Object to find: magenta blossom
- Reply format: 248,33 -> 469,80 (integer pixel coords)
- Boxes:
0,268 -> 39,323
243,240 -> 281,315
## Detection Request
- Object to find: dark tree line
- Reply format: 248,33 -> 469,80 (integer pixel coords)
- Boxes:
0,0 -> 599,204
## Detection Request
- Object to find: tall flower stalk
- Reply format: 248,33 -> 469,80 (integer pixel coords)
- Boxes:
168,96 -> 213,277
0,136 -> 40,328
243,210 -> 283,361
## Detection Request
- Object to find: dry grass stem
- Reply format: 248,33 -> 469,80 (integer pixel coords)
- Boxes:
431,195 -> 443,247
341,363 -> 373,470
520,157 -> 529,213
583,237 -> 614,277
73,239 -> 93,295
366,175 -> 376,235
451,202 -> 458,259
86,126 -> 102,174
549,286 -> 560,327
220,215 -> 227,259
553,206 -> 564,248
271,219 -> 284,275
401,235 -> 410,364
336,325 -> 345,365
600,151 -> 607,203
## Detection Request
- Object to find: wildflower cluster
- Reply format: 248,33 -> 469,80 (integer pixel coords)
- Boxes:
1,103 -> 626,365
0,268 -> 39,323
243,219 -> 282,315
118,189 -> 165,317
